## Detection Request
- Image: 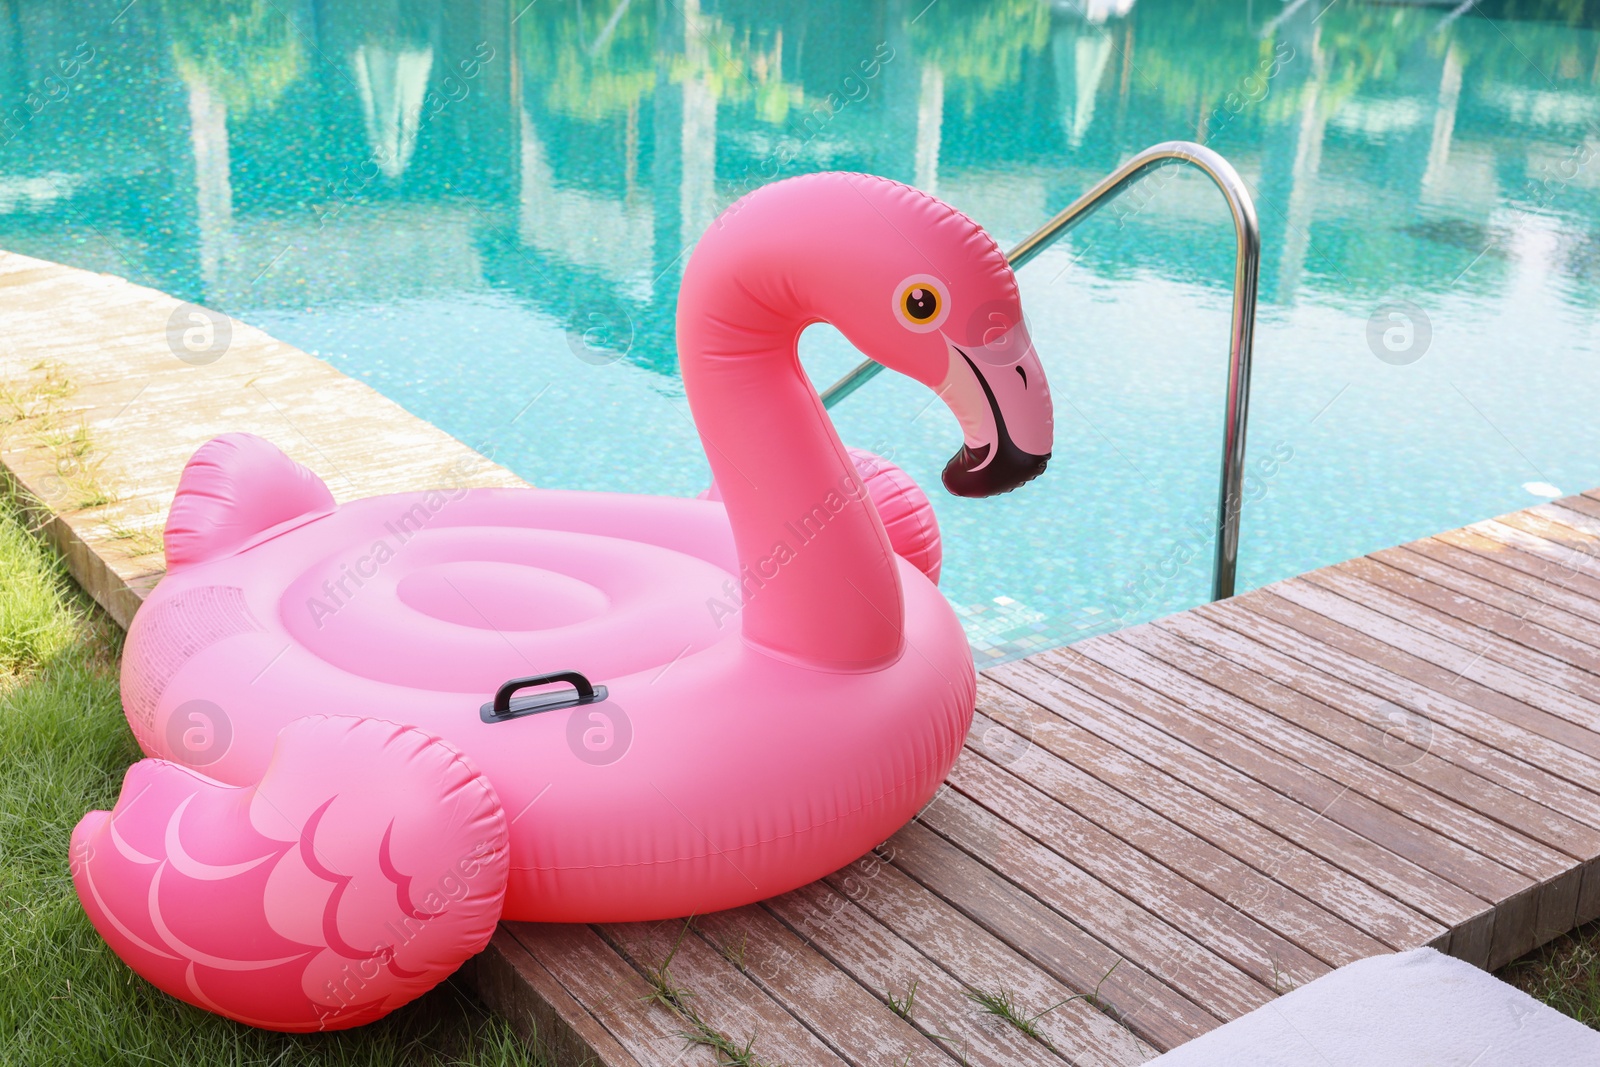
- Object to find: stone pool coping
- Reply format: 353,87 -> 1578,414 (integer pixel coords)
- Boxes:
0,251 -> 525,626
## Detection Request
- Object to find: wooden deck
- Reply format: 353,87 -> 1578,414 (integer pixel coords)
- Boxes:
465,495 -> 1600,1065
8,253 -> 1600,1064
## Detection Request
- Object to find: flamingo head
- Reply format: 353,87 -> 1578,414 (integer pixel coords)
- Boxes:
810,175 -> 1054,498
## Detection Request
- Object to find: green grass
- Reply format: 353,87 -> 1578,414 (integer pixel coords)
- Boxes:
1500,919 -> 1600,1028
965,987 -> 1056,1050
637,921 -> 770,1066
885,978 -> 919,1021
965,958 -> 1123,1054
0,490 -> 546,1066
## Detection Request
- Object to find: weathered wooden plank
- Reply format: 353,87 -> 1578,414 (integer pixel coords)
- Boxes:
970,679 -> 1442,953
1436,523 -> 1600,606
1218,590 -> 1600,934
1133,613 -> 1587,957
502,923 -> 720,1066
887,817 -> 1222,1051
1235,588 -> 1600,779
1069,631 -> 1550,968
1188,599 -> 1600,830
763,879 -> 1067,1066
948,751 -> 1330,991
1530,500 -> 1600,544
821,847 -> 1156,1066
1493,511 -> 1600,576
1378,544 -> 1600,648
989,658 -> 1493,964
1559,494 -> 1600,521
922,781 -> 1287,1016
1305,568 -> 1600,707
963,711 -> 1388,968
1141,613 -> 1600,858
598,918 -> 849,1067
1272,577 -> 1600,739
1337,555 -> 1600,677
1402,537 -> 1600,630
1583,864 -> 1600,929
1038,640 -> 1534,904
468,925 -> 639,1067
692,904 -> 936,1066
1464,518 -> 1600,585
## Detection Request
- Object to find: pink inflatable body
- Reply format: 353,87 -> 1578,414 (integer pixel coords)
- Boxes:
72,172 -> 1053,1031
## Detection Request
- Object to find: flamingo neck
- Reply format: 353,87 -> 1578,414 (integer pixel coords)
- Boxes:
678,311 -> 905,673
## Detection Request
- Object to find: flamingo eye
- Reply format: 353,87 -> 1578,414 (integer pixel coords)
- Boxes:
892,275 -> 949,333
903,287 -> 939,322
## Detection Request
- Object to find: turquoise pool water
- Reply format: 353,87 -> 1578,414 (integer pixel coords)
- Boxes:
2,0 -> 1598,661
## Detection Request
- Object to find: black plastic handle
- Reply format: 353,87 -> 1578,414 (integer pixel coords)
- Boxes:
481,670 -> 608,724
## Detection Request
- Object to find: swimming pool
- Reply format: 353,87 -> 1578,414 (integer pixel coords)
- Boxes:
2,0 -> 1597,661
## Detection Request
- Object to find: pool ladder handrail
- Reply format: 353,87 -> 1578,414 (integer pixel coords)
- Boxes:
819,140 -> 1260,602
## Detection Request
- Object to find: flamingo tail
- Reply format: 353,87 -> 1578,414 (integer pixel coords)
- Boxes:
164,434 -> 335,570
71,715 -> 509,1032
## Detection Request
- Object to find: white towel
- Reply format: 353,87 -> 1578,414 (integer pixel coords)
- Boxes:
1149,947 -> 1600,1066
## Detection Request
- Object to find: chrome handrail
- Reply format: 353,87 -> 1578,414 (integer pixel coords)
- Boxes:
819,141 -> 1260,602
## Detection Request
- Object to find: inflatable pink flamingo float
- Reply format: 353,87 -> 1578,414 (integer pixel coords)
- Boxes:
71,172 -> 1053,1031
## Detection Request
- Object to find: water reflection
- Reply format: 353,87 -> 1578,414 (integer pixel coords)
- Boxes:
4,1 -> 1594,328
0,0 -> 1596,657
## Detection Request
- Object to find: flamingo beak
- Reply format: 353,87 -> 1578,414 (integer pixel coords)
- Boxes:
936,322 -> 1053,498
